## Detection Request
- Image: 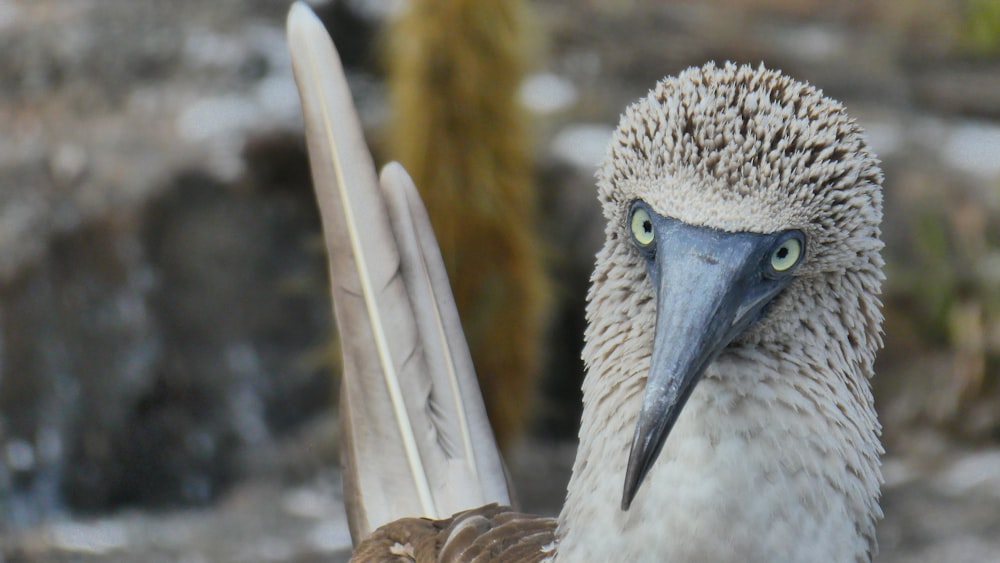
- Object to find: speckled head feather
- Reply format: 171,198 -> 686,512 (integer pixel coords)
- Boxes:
561,62 -> 885,561
593,61 -> 885,352
600,61 -> 882,266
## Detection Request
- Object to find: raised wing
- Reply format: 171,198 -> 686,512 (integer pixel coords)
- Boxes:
285,2 -> 511,543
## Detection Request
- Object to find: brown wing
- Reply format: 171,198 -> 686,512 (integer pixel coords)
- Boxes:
351,504 -> 557,563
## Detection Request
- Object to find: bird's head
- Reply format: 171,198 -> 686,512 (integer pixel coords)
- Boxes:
584,62 -> 884,510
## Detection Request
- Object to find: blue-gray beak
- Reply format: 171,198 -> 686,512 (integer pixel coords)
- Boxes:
621,207 -> 803,510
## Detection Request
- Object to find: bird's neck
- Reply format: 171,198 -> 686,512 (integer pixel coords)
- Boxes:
555,347 -> 881,562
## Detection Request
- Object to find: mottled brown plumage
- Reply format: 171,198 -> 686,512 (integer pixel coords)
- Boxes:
352,504 -> 556,563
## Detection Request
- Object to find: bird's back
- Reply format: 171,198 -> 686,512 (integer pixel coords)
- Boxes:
352,504 -> 556,562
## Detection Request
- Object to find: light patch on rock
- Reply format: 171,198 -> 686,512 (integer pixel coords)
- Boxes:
551,124 -> 613,172
942,120 -> 1000,180
307,519 -> 353,553
520,73 -> 578,114
48,521 -> 129,554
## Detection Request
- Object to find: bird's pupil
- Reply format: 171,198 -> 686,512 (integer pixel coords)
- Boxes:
643,221 -> 652,234
777,247 -> 788,259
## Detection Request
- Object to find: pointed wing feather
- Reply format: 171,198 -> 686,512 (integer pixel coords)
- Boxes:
285,2 -> 511,543
286,3 -> 434,534
380,163 -> 509,500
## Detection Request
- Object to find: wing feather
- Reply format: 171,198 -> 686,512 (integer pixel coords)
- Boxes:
380,164 -> 510,502
285,2 -> 511,543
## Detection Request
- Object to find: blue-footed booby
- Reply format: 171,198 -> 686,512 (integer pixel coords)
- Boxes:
286,3 -> 884,562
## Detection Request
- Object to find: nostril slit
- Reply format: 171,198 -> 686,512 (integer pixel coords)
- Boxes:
694,253 -> 719,265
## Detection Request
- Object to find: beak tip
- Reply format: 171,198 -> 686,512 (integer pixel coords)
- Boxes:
621,436 -> 647,512
621,485 -> 636,512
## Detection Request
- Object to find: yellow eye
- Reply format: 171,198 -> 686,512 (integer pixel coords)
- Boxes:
630,207 -> 655,247
771,238 -> 802,272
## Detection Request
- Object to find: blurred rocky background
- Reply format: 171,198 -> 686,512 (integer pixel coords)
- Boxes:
1,0 -> 999,561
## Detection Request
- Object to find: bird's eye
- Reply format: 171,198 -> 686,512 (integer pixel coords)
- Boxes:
770,237 -> 802,273
630,207 -> 655,247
